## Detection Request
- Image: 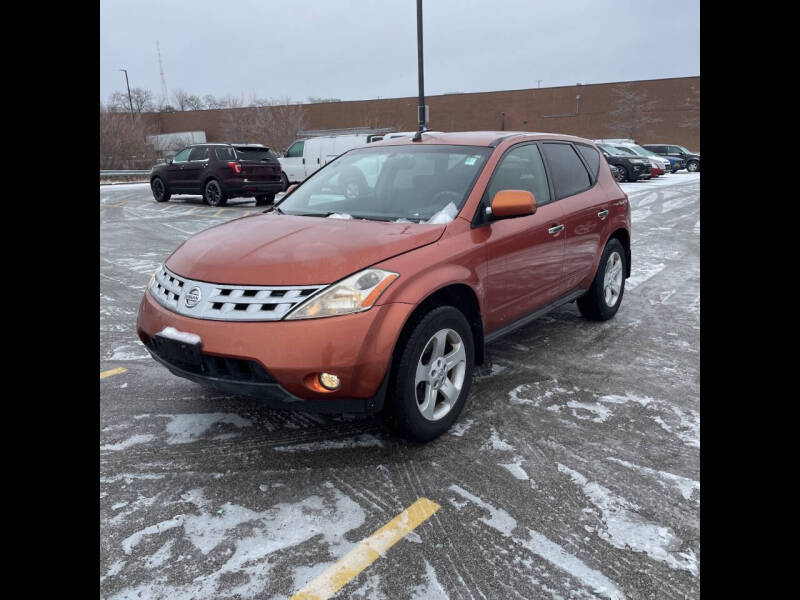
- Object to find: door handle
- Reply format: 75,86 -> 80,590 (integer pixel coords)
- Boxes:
548,224 -> 565,235
597,209 -> 609,220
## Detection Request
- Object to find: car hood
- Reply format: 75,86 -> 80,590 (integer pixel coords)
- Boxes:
165,213 -> 446,285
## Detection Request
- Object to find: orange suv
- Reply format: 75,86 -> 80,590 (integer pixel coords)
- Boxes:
137,132 -> 631,441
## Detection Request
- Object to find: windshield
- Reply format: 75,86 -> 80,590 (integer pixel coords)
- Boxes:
613,146 -> 638,156
597,143 -> 626,156
625,144 -> 661,158
276,145 -> 491,223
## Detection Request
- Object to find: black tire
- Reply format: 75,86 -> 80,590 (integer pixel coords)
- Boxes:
613,167 -> 625,183
577,238 -> 626,321
255,193 -> 275,207
151,177 -> 170,202
281,172 -> 290,192
389,306 -> 474,442
204,179 -> 227,207
616,165 -> 629,182
686,160 -> 699,172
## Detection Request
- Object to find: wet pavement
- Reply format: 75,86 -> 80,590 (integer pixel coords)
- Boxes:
100,173 -> 700,599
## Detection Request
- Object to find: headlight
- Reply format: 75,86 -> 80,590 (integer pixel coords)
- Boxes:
148,264 -> 162,288
284,268 -> 399,320
631,158 -> 647,165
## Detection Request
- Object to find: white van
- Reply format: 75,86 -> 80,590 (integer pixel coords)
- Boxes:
279,134 -> 385,188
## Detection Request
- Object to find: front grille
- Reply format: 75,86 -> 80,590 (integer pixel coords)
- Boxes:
149,266 -> 325,321
142,334 -> 276,383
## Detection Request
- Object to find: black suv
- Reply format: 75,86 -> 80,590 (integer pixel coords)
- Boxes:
595,142 -> 652,182
641,144 -> 700,173
150,143 -> 284,207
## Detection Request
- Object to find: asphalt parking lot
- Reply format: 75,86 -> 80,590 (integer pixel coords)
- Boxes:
100,172 -> 700,599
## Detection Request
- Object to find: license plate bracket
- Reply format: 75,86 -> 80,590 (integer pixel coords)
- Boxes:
153,333 -> 202,370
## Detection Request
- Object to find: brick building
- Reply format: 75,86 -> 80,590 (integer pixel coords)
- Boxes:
139,76 -> 700,152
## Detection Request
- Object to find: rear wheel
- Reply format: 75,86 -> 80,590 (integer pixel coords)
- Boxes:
204,179 -> 227,207
281,172 -> 289,192
577,238 -> 626,321
255,193 -> 275,207
686,160 -> 699,172
390,306 -> 474,442
151,177 -> 170,202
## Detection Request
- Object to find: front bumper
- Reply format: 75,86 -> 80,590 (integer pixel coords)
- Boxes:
136,290 -> 415,413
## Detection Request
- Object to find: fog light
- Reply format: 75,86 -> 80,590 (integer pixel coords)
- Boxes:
319,373 -> 340,390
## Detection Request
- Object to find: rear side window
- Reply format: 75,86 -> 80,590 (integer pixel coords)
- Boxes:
188,146 -> 209,161
215,147 -> 236,161
487,144 -> 551,206
576,144 -> 600,179
235,147 -> 274,161
542,143 -> 591,199
285,141 -> 304,157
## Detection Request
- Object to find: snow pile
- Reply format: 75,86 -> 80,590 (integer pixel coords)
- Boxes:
327,213 -> 353,219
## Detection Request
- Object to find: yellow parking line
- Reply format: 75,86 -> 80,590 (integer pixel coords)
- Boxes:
158,205 -> 173,212
290,497 -> 440,600
100,367 -> 128,379
243,211 -> 252,217
213,209 -> 225,217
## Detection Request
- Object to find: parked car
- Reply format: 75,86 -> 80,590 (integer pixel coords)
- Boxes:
279,134 -> 385,189
149,143 -> 283,207
660,155 -> 686,173
137,132 -> 631,441
642,144 -> 700,172
608,141 -> 671,175
595,143 -> 652,182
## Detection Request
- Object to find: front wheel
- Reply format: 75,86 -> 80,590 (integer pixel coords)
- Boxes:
204,179 -> 227,207
616,166 -> 629,182
151,177 -> 170,202
577,238 -> 626,321
390,306 -> 474,442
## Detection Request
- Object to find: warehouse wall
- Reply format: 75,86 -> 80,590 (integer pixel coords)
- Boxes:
139,76 -> 700,152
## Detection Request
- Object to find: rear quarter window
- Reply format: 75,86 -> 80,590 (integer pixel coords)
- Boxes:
576,144 -> 601,179
541,143 -> 592,199
215,147 -> 236,161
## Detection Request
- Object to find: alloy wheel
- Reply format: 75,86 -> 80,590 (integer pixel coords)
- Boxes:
206,181 -> 222,206
603,251 -> 623,307
414,328 -> 467,421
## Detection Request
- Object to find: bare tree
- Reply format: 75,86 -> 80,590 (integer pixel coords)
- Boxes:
222,97 -> 307,153
130,88 -> 156,113
99,107 -> 160,169
609,83 -> 663,140
171,89 -> 205,111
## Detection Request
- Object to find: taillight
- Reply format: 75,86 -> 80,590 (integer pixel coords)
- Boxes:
227,162 -> 242,174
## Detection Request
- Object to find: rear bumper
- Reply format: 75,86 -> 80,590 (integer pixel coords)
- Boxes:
224,182 -> 282,197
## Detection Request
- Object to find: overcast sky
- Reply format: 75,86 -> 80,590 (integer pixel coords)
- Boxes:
100,0 -> 699,105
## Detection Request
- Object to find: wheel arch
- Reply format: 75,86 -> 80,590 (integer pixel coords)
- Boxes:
607,227 -> 631,278
390,283 -> 486,372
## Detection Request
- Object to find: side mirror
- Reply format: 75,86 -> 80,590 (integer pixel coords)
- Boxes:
286,184 -> 298,195
487,189 -> 536,220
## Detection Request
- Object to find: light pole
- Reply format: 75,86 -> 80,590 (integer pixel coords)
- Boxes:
120,69 -> 134,121
413,0 -> 426,140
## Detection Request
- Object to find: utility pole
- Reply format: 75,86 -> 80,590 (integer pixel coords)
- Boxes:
120,68 -> 134,121
413,0 -> 426,140
537,80 -> 542,88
